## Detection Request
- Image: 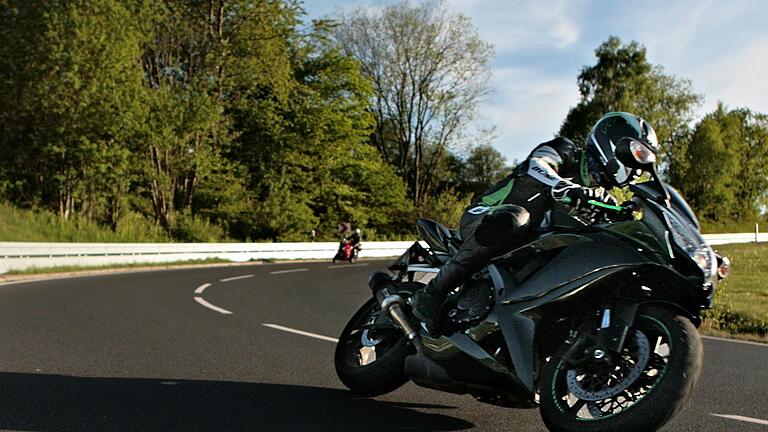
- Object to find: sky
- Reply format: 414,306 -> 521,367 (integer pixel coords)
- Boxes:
302,0 -> 768,162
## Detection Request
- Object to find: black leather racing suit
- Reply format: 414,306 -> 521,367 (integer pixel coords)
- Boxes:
413,136 -> 596,328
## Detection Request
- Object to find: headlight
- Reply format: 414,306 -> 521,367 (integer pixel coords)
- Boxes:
663,210 -> 717,280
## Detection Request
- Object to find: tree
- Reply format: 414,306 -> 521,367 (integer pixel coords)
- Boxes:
227,17 -> 411,241
332,0 -> 494,204
669,104 -> 768,222
0,0 -> 146,227
559,37 -> 702,163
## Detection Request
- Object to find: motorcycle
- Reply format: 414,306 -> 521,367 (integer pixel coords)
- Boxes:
334,138 -> 731,432
333,238 -> 361,264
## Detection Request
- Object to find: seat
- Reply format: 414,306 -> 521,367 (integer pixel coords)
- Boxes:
416,218 -> 462,255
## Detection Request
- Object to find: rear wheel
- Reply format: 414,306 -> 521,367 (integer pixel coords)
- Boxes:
540,305 -> 702,432
334,297 -> 412,396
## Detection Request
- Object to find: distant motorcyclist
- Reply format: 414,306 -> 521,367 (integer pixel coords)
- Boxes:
334,228 -> 363,263
347,228 -> 362,248
411,112 -> 660,332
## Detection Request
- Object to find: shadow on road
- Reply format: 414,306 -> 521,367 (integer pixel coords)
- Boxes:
0,372 -> 474,431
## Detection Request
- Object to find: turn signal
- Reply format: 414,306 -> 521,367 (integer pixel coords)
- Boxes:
716,255 -> 731,279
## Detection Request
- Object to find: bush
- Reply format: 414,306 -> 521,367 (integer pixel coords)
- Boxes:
169,212 -> 228,243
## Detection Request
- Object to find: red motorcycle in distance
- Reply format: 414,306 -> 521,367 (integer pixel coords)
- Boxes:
333,236 -> 362,264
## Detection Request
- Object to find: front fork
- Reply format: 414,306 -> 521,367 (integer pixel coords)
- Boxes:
566,301 -> 638,367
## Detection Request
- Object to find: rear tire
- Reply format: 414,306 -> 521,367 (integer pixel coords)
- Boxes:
540,305 -> 702,432
334,298 -> 412,396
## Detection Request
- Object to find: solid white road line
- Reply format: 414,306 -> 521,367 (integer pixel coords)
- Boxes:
702,335 -> 767,347
270,268 -> 309,275
194,296 -> 233,315
219,274 -> 254,282
262,323 -> 338,343
193,283 -> 212,294
711,414 -> 768,426
327,263 -> 371,269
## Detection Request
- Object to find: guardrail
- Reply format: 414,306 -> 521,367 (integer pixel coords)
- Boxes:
701,233 -> 768,245
0,232 -> 764,273
0,241 -> 414,274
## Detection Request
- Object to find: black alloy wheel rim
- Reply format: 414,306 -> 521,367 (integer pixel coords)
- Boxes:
551,315 -> 673,421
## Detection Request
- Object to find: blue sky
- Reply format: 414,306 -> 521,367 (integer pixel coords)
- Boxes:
302,0 -> 768,162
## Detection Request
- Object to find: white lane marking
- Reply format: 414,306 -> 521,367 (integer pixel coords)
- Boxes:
711,414 -> 768,426
270,268 -> 309,275
194,283 -> 212,294
194,296 -> 233,315
262,323 -> 338,343
702,335 -> 767,348
219,274 -> 254,282
327,263 -> 371,269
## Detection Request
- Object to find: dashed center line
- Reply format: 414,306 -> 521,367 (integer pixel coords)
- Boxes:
711,414 -> 768,426
194,283 -> 211,294
262,323 -> 338,343
220,274 -> 255,282
270,268 -> 309,275
194,296 -> 233,315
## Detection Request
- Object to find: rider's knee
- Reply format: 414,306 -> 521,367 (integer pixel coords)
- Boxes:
474,205 -> 531,247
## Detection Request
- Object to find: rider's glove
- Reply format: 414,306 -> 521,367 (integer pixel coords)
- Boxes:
551,181 -> 603,209
600,192 -> 618,206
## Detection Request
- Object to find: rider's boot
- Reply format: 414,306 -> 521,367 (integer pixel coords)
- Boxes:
412,205 -> 531,335
411,233 -> 493,334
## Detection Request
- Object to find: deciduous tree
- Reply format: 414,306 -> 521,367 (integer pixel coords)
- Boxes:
332,0 -> 494,204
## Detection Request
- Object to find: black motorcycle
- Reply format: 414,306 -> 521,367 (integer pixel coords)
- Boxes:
334,138 -> 731,432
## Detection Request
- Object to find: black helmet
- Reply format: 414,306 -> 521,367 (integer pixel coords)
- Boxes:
585,112 -> 659,187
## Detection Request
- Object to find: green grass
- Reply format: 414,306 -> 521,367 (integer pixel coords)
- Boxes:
0,203 -> 173,242
4,258 -> 237,276
699,218 -> 765,234
701,242 -> 768,341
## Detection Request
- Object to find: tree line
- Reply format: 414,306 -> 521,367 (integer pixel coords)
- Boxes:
0,1 -> 765,242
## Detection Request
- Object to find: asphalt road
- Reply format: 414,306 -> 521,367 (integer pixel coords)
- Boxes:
0,260 -> 765,431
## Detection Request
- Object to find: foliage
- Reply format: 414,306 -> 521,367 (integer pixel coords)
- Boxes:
0,0 -> 146,227
558,36 -> 702,161
667,104 -> 768,222
0,202 -> 172,242
0,0 -> 409,242
0,5 -> 765,244
417,188 -> 472,228
332,0 -> 494,204
701,242 -> 768,339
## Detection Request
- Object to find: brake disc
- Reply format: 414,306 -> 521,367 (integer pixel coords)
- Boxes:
566,330 -> 651,401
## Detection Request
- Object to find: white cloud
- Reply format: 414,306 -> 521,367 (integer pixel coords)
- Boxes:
693,35 -> 768,114
478,67 -> 579,161
448,0 -> 581,52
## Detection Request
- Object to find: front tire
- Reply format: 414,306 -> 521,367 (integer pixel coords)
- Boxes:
334,297 -> 412,396
540,305 -> 702,432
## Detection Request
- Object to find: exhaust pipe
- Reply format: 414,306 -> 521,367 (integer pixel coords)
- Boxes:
368,272 -> 422,349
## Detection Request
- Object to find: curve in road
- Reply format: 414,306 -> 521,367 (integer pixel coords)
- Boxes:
0,261 -> 765,431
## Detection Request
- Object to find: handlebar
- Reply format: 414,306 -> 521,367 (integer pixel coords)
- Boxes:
586,200 -> 627,212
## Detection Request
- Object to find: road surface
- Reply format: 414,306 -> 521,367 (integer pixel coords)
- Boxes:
0,261 -> 765,431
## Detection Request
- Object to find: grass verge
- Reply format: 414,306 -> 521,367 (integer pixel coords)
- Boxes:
3,258 -> 235,276
700,242 -> 768,342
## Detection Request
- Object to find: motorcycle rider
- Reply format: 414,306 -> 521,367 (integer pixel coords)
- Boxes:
411,112 -> 660,332
348,228 -> 362,247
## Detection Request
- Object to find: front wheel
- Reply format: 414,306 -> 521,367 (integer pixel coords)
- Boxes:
334,297 -> 412,396
540,305 -> 702,432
